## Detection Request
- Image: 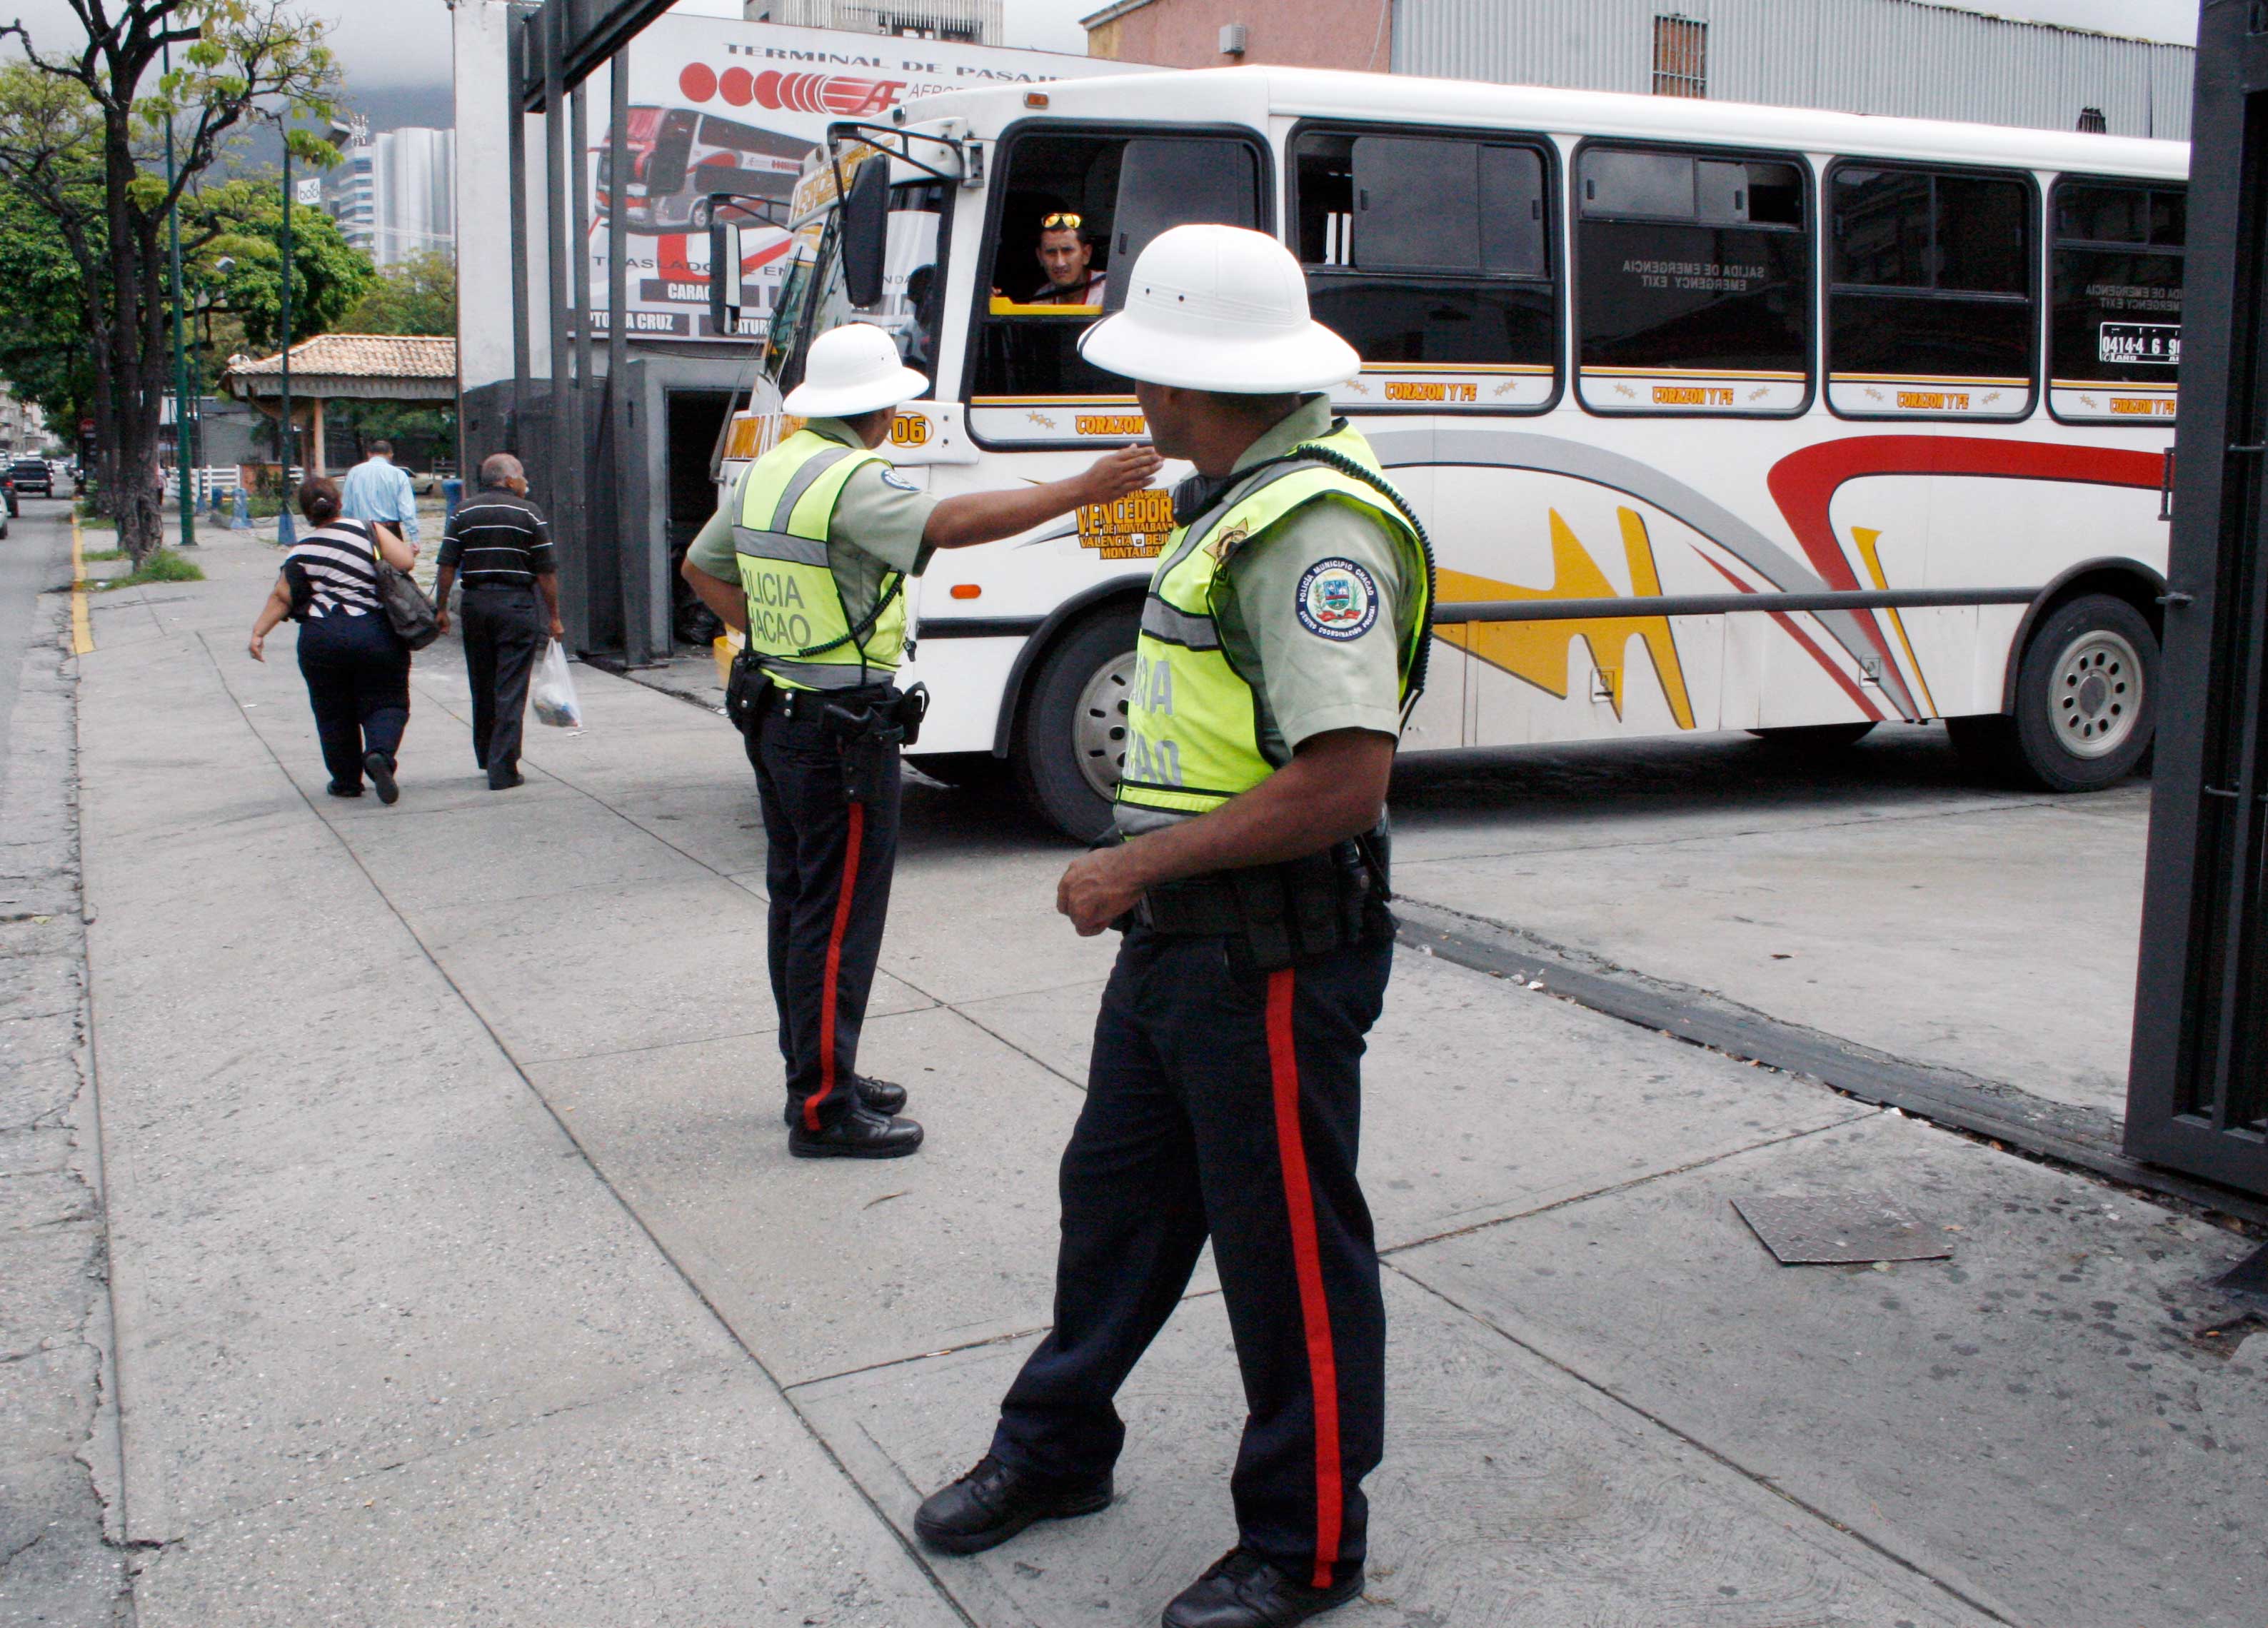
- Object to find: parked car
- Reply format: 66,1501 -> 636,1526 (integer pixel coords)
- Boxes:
10,456 -> 53,498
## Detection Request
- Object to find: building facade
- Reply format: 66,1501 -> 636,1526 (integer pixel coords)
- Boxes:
748,0 -> 1002,44
0,383 -> 49,456
1083,0 -> 2195,140
331,126 -> 458,268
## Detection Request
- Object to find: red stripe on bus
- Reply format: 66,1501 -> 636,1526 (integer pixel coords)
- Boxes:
1266,968 -> 1343,1591
1701,556 -> 1885,722
806,800 -> 866,1132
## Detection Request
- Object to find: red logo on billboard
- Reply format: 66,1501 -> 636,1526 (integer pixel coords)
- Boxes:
678,63 -> 905,117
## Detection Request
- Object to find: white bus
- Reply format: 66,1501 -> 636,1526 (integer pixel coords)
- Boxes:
716,66 -> 2184,840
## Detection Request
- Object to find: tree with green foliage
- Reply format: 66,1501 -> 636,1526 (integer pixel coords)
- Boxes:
0,172 -> 100,433
191,174 -> 371,351
0,2 -> 340,561
343,248 -> 453,337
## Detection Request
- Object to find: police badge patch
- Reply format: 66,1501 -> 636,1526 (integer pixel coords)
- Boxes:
1295,558 -> 1379,641
878,469 -> 923,493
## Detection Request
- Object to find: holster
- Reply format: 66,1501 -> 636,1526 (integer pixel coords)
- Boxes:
819,683 -> 930,803
1136,835 -> 1389,973
724,649 -> 774,736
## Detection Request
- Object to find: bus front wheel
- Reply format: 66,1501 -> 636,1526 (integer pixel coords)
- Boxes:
1014,607 -> 1138,843
1967,593 -> 2157,793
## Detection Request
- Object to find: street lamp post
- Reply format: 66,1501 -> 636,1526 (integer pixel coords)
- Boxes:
163,38 -> 196,547
277,117 -> 296,544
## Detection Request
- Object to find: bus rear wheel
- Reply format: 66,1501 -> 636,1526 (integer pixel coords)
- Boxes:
1014,606 -> 1138,843
1969,593 -> 2157,793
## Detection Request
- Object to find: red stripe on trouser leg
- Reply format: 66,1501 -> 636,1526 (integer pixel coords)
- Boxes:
1266,968 -> 1343,1590
806,799 -> 866,1132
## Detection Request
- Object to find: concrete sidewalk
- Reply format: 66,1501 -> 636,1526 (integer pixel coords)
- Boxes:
37,528 -> 2268,1626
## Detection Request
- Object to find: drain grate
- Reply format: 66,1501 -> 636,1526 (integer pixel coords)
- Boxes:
1733,1194 -> 1952,1265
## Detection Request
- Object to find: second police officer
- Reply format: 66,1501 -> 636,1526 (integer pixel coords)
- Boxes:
915,226 -> 1435,1628
681,323 -> 1159,1158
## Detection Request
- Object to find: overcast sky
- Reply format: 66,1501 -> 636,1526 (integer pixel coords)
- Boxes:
0,0 -> 2204,105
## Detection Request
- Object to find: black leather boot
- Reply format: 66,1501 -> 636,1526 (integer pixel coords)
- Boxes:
781,1077 -> 908,1127
913,1454 -> 1112,1554
787,1104 -> 923,1159
1160,1550 -> 1363,1628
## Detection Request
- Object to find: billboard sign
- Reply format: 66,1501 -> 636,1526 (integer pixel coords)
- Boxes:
586,16 -> 1145,342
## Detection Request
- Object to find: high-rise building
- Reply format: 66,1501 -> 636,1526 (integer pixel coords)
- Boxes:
331,126 -> 458,268
746,0 -> 1002,45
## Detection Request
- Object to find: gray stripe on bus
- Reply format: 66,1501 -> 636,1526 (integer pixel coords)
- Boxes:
1361,426 -> 1921,721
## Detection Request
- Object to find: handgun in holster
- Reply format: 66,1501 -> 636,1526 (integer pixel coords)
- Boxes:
822,683 -> 929,803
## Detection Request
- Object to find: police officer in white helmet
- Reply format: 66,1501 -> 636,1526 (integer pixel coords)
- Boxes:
915,226 -> 1435,1628
682,323 -> 1158,1157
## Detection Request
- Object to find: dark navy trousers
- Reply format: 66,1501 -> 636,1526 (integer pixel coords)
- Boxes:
459,585 -> 543,788
993,925 -> 1393,1589
746,699 -> 900,1130
295,610 -> 408,793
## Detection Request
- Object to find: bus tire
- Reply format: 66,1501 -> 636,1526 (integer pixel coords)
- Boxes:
1014,606 -> 1139,843
2007,593 -> 2157,792
1747,722 -> 1875,749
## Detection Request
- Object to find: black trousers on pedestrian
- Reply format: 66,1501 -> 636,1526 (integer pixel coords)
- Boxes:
295,610 -> 409,793
460,585 -> 543,787
991,926 -> 1393,1590
746,695 -> 900,1130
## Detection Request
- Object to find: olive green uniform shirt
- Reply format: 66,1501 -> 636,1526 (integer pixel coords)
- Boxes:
1213,394 -> 1418,763
685,417 -> 940,628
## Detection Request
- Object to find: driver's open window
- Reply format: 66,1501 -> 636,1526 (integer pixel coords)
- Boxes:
968,129 -> 1263,446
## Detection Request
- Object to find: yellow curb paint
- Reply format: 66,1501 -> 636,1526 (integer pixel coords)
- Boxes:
69,514 -> 93,655
713,628 -> 742,690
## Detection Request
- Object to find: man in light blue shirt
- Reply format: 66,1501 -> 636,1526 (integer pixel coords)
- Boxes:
338,440 -> 420,543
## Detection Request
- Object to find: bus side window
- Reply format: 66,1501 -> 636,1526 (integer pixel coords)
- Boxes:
1827,165 -> 2037,418
2049,179 -> 2183,423
1292,126 -> 1556,412
1575,145 -> 1812,416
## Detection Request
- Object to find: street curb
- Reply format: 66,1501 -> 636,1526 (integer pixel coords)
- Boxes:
1392,895 -> 2268,1232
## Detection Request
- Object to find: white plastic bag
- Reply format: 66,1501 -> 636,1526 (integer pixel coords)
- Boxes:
531,639 -> 583,729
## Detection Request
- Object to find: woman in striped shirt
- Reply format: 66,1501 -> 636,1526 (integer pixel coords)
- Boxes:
247,476 -> 419,803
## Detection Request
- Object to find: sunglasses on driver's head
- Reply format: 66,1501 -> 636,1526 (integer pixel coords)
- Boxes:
1041,213 -> 1083,231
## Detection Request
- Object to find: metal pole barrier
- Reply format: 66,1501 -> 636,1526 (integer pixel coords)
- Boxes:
543,2 -> 579,646
608,43 -> 645,663
163,39 -> 195,547
507,10 -> 531,456
571,74 -> 595,650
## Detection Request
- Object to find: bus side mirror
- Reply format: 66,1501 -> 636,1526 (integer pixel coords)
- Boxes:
709,218 -> 743,336
842,158 -> 890,309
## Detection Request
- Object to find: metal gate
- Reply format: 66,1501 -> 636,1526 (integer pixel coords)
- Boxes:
2127,0 -> 2268,1197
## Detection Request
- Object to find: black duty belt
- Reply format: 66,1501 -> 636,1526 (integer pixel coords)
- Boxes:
1135,839 -> 1387,973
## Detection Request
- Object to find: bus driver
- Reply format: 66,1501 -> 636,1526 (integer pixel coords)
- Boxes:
1027,211 -> 1108,307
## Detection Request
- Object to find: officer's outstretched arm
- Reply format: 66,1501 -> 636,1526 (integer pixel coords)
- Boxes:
924,446 -> 1161,551
1056,728 -> 1396,935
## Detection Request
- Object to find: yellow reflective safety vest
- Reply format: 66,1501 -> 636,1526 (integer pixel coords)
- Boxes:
1118,423 -> 1431,823
733,428 -> 907,691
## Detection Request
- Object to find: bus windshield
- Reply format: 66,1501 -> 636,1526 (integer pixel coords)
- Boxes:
763,179 -> 950,402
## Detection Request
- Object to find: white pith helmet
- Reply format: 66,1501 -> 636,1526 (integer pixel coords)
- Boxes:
782,322 -> 930,417
1078,223 -> 1359,393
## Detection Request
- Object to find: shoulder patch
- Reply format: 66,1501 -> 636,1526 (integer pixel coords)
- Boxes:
878,469 -> 921,493
1295,558 -> 1380,641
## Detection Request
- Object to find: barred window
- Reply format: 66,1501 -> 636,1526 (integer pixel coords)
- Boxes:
1654,16 -> 1707,99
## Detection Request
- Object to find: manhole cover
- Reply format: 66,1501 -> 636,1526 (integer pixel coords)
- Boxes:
1733,1194 -> 1951,1265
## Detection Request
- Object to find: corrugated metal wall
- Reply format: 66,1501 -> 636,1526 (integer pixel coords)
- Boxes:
1393,0 -> 2194,141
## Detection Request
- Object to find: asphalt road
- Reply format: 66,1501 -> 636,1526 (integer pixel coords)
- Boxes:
0,497 -> 73,805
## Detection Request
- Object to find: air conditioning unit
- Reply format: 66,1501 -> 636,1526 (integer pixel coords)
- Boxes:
1220,22 -> 1248,56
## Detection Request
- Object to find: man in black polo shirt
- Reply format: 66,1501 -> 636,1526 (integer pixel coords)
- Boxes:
433,453 -> 563,790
